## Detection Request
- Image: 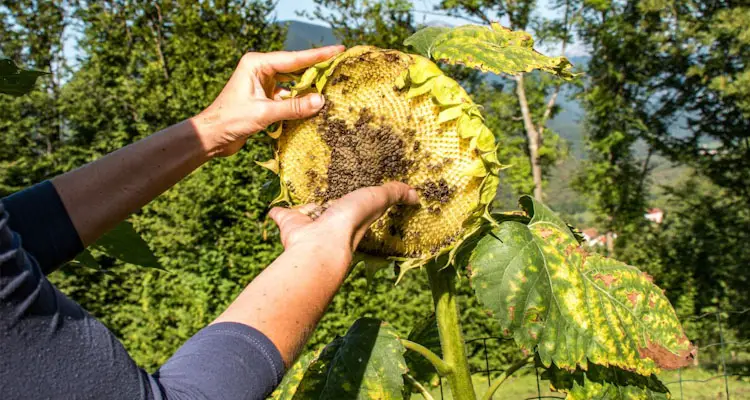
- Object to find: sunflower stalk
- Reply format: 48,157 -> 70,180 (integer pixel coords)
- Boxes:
427,263 -> 477,400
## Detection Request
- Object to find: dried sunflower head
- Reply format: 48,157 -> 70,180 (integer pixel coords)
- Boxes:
260,46 -> 502,274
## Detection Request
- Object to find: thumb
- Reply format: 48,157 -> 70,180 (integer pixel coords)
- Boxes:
263,93 -> 325,125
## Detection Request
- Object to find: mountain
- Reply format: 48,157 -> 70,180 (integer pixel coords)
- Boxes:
283,20 -> 339,51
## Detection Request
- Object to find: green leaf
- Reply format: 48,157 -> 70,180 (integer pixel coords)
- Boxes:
404,23 -> 576,79
0,58 -> 47,96
540,358 -> 671,400
462,158 -> 487,177
255,158 -> 279,174
406,80 -> 435,99
431,75 -> 465,106
437,105 -> 463,123
406,57 -> 444,85
471,126 -> 496,152
479,174 -> 500,204
271,352 -> 316,400
403,26 -> 450,57
74,249 -> 101,270
405,314 -> 442,388
469,196 -> 694,376
352,252 -> 394,286
260,178 -> 282,205
91,221 -> 163,270
292,318 -> 408,399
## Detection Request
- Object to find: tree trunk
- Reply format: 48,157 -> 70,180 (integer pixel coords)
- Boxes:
515,74 -> 544,201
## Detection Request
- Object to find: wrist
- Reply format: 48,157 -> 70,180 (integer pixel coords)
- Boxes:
190,112 -> 225,159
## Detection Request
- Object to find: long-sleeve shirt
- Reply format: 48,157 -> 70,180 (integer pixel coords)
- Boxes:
0,181 -> 285,399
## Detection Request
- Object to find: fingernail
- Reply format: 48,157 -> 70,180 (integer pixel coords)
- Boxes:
310,94 -> 325,109
407,189 -> 419,204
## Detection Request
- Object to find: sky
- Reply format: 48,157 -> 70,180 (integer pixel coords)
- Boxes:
274,0 -> 473,27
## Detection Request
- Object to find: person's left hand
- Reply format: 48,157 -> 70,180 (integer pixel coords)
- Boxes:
268,182 -> 420,267
193,45 -> 345,157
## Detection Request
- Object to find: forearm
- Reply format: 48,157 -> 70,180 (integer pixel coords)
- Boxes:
212,244 -> 351,367
52,118 -> 212,246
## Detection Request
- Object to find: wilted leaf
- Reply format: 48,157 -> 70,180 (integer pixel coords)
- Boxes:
469,196 -> 694,376
404,23 -> 575,79
291,318 -> 407,399
0,58 -> 47,96
270,352 -> 316,400
92,221 -> 162,269
540,357 -> 671,400
405,314 -> 442,388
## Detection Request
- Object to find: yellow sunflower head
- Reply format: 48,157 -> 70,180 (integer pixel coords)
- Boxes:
260,46 -> 502,274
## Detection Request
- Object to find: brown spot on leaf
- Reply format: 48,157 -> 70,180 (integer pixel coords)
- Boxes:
638,338 -> 696,370
642,272 -> 654,283
508,306 -> 515,321
626,292 -> 638,307
593,273 -> 617,288
538,228 -> 555,239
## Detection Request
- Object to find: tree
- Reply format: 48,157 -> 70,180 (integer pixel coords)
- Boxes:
0,0 -> 68,194
1,0 -> 290,371
302,0 -> 416,51
615,176 -> 750,343
574,0 -> 750,338
437,0 -> 577,201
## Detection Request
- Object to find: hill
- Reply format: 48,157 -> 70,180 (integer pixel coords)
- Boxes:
283,20 -> 339,51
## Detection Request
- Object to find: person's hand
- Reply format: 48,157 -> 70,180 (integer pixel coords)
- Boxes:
193,45 -> 345,157
268,182 -> 420,267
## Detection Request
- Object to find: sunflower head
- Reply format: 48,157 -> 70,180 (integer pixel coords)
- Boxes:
261,46 -> 501,273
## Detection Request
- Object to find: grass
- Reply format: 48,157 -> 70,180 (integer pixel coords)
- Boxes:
409,367 -> 750,399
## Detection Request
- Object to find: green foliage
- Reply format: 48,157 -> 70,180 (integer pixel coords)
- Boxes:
302,0 -> 415,51
404,23 -> 575,79
470,196 -> 693,376
404,314 -> 442,388
274,318 -> 408,399
615,176 -> 750,346
541,358 -> 670,399
1,0 -> 288,371
574,0 -> 750,349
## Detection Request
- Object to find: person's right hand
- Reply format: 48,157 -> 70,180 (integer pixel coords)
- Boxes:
268,182 -> 419,267
193,45 -> 345,158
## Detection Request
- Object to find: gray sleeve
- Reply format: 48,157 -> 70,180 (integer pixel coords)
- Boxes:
2,180 -> 83,274
153,323 -> 286,400
0,200 -> 285,400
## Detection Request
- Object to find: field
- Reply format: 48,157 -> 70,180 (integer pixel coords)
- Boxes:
409,368 -> 750,399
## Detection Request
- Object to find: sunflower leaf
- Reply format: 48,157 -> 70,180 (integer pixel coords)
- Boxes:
0,58 -> 47,96
469,196 -> 694,376
404,23 -> 576,79
289,318 -> 407,399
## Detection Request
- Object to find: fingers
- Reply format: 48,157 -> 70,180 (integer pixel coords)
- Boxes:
262,93 -> 326,124
273,87 -> 291,101
263,46 -> 345,74
322,182 -> 419,229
